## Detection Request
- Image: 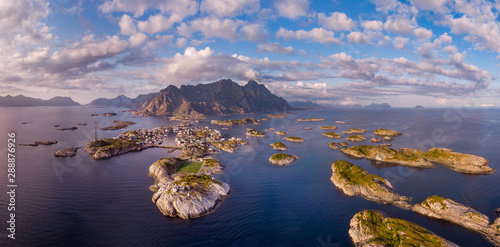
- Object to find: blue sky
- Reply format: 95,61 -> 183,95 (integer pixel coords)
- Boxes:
2,0 -> 500,107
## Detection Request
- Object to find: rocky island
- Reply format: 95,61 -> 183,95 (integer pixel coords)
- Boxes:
20,140 -> 58,146
85,138 -> 147,159
101,112 -> 117,116
413,196 -> 500,246
270,142 -> 288,150
101,121 -> 136,130
349,210 -> 458,247
297,118 -> 325,122
342,128 -> 367,134
269,153 -> 299,166
319,125 -> 337,130
53,147 -> 79,157
283,136 -> 304,143
212,137 -> 247,153
265,113 -> 288,118
246,129 -> 265,137
347,135 -> 367,142
149,157 -> 230,219
374,128 -> 403,136
341,145 -> 434,168
274,131 -> 286,136
322,132 -> 342,139
210,118 -> 259,126
401,147 -> 494,174
328,142 -> 342,150
371,137 -> 383,143
57,127 -> 78,131
331,160 -> 412,209
335,121 -> 349,124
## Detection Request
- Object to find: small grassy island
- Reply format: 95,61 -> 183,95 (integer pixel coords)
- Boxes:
149,157 -> 229,219
101,121 -> 136,130
374,128 -> 403,137
270,142 -> 288,150
246,129 -> 266,137
269,153 -> 299,166
266,113 -> 288,118
341,145 -> 434,168
297,118 -> 325,122
319,125 -> 337,130
211,118 -> 259,126
346,135 -> 367,142
371,137 -> 383,143
322,132 -> 342,139
284,136 -> 305,143
85,138 -> 145,160
335,121 -> 349,124
349,210 -> 457,247
331,160 -> 412,209
413,196 -> 500,246
342,128 -> 367,134
274,131 -> 286,136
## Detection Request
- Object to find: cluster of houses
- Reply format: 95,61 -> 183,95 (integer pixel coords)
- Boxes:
175,126 -> 223,152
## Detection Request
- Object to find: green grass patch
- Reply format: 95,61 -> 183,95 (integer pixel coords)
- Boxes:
176,161 -> 203,174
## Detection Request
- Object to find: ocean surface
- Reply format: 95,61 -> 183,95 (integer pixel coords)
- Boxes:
0,106 -> 499,247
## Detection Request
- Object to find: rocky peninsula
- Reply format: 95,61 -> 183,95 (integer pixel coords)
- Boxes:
101,121 -> 136,130
297,118 -> 324,122
401,147 -> 494,174
270,142 -> 288,150
319,125 -> 337,130
374,128 -> 403,136
269,153 -> 299,166
342,128 -> 367,134
322,132 -> 342,139
283,136 -> 304,143
341,145 -> 434,168
246,129 -> 265,137
53,147 -> 79,157
211,118 -> 259,126
349,210 -> 458,247
413,196 -> 500,246
149,157 -> 230,219
347,135 -> 367,142
331,160 -> 412,209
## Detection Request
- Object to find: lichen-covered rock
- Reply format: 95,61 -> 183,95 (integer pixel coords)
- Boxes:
349,210 -> 458,247
331,160 -> 412,209
413,196 -> 500,246
341,145 -> 434,168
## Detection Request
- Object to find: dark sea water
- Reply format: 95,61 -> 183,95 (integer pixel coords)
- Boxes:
0,106 -> 499,247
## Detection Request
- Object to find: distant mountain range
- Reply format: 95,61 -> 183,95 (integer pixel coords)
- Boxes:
136,79 -> 291,117
87,95 -> 132,108
364,103 -> 392,108
288,100 -> 322,109
0,95 -> 80,107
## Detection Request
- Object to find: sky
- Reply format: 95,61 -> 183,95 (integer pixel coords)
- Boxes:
1,0 -> 500,107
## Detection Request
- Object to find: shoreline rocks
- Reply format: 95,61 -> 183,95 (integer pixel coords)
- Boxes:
331,160 -> 412,209
413,196 -> 500,246
269,153 -> 299,166
349,210 -> 458,247
53,147 -> 79,157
